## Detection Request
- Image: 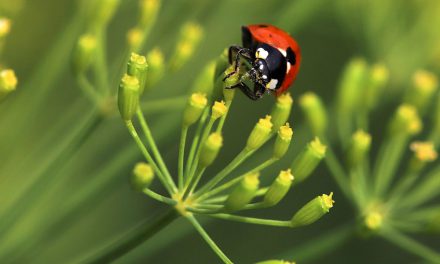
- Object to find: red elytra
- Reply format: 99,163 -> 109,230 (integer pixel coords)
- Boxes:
245,24 -> 301,96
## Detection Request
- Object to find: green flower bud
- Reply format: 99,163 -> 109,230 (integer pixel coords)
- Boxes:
291,192 -> 334,227
348,130 -> 372,168
214,48 -> 229,80
126,27 -> 143,51
127,53 -> 148,95
290,137 -> 326,183
225,172 -> 260,211
365,63 -> 389,110
404,70 -> 438,114
139,0 -> 161,28
89,0 -> 120,29
0,69 -> 17,100
364,210 -> 383,231
337,58 -> 368,112
263,169 -> 294,207
211,101 -> 227,120
271,93 -> 293,132
389,104 -> 422,136
183,93 -> 208,126
191,61 -> 216,99
118,74 -> 140,121
246,115 -> 273,151
222,65 -> 238,102
256,260 -> 295,264
273,123 -> 293,159
0,18 -> 11,38
199,132 -> 223,168
145,48 -> 165,89
169,22 -> 203,71
299,92 -> 327,136
73,34 -> 97,74
131,162 -> 154,191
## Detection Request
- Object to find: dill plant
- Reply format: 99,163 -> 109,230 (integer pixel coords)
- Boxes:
297,58 -> 440,263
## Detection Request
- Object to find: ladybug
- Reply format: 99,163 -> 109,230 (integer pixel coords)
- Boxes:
224,24 -> 301,100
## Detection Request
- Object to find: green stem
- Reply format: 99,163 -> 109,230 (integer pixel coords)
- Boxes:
194,149 -> 252,197
94,29 -> 111,95
196,158 -> 276,201
185,109 -> 209,179
216,100 -> 232,133
0,112 -> 102,238
140,95 -> 187,114
125,120 -> 173,194
186,215 -> 233,264
323,143 -> 351,199
187,117 -> 215,182
380,226 -> 440,263
373,134 -> 408,197
143,189 -> 177,206
77,74 -> 102,104
84,209 -> 178,264
209,213 -> 291,227
186,166 -> 206,197
178,126 -> 189,190
136,108 -> 177,193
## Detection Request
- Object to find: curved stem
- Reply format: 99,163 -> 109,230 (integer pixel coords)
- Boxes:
186,215 -> 233,264
142,189 -> 177,206
125,120 -> 173,194
84,209 -> 178,264
209,213 -> 291,227
136,109 -> 177,193
178,126 -> 189,190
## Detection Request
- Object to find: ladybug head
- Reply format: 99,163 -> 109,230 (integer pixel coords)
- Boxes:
250,43 -> 287,93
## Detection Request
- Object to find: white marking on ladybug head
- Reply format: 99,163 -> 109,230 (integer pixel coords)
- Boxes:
259,64 -> 264,70
262,75 -> 268,79
286,62 -> 291,73
278,48 -> 287,57
256,48 -> 269,59
265,79 -> 278,90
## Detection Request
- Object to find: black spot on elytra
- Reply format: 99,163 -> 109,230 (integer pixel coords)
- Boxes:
286,47 -> 296,65
258,24 -> 268,28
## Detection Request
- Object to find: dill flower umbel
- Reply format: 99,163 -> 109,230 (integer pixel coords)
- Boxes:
299,58 -> 440,263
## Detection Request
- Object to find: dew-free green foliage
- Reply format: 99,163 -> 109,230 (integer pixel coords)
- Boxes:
1,0 -> 440,263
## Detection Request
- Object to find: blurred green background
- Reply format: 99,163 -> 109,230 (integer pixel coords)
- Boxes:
1,0 -> 440,263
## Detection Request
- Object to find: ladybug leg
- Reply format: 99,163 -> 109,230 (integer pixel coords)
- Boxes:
224,46 -> 253,81
225,82 -> 262,100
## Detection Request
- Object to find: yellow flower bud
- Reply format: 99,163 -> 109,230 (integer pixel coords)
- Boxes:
131,162 -> 154,191
183,93 -> 208,126
246,115 -> 273,151
191,61 -> 216,98
273,123 -> 293,159
263,169 -> 294,207
348,130 -> 372,168
127,27 -> 143,50
118,74 -> 140,121
410,141 -> 437,162
291,192 -> 334,227
211,101 -> 227,120
169,22 -> 203,71
127,53 -> 148,95
365,63 -> 389,110
0,69 -> 17,100
72,34 -> 97,74
390,104 -> 422,135
290,137 -> 326,182
139,0 -> 161,27
405,70 -> 438,114
364,211 -> 383,231
271,93 -> 293,131
145,48 -> 165,89
0,18 -> 11,38
199,132 -> 223,168
225,172 -> 260,211
299,92 -> 327,136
